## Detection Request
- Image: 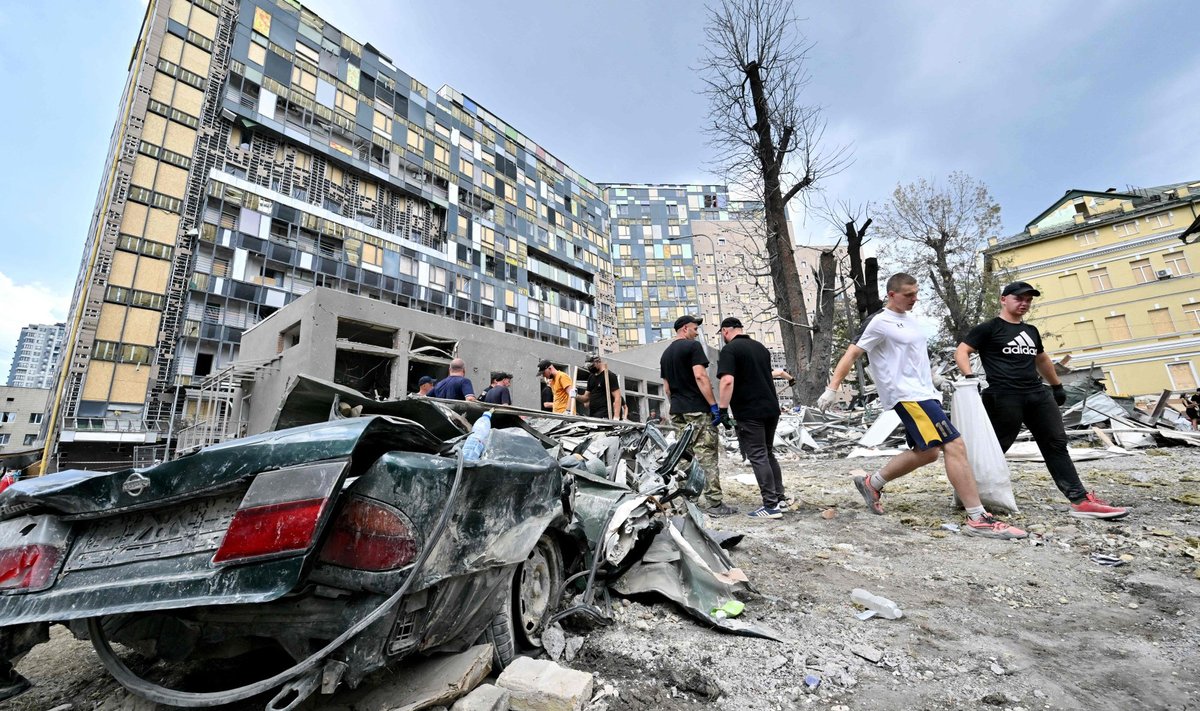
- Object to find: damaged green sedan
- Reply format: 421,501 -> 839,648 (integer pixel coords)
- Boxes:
0,390 -> 761,709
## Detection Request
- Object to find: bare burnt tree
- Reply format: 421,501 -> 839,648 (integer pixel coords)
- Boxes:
700,0 -> 849,403
876,172 -> 1005,344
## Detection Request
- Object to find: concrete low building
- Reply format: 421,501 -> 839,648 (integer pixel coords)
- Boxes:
172,288 -> 662,454
0,386 -> 50,460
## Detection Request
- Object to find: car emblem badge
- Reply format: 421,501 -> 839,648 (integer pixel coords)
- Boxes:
123,472 -> 151,497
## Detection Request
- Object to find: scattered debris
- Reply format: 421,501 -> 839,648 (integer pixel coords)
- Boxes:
850,645 -> 884,664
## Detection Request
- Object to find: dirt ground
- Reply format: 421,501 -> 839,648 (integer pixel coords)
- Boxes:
9,447 -> 1200,711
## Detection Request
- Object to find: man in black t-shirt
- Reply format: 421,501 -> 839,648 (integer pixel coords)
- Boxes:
660,314 -> 733,515
716,317 -> 789,519
956,281 -> 1127,520
582,355 -> 622,419
482,371 -> 513,405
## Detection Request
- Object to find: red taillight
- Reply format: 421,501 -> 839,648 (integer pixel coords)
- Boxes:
318,498 -> 419,571
0,544 -> 61,591
212,498 -> 327,564
211,460 -> 347,566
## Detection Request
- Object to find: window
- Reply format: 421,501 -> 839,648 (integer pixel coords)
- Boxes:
1184,305 -> 1200,330
0,435 -> 9,446
1074,230 -> 1098,246
1130,258 -> 1155,284
1167,362 -> 1198,391
28,413 -> 42,424
1088,267 -> 1112,292
1058,273 -> 1082,297
0,412 -> 14,423
1163,251 -> 1191,275
373,110 -> 392,136
23,434 -> 36,447
1149,308 -> 1175,335
1105,315 -> 1131,341
1073,320 -> 1098,346
334,89 -> 356,116
1146,213 -> 1174,228
1112,221 -> 1138,237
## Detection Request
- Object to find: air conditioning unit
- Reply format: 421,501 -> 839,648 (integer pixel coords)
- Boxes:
1156,270 -> 1172,279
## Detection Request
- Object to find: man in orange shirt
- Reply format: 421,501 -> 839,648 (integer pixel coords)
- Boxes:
538,360 -> 575,414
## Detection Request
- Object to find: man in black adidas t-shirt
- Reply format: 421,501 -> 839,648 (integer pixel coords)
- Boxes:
955,281 -> 1127,520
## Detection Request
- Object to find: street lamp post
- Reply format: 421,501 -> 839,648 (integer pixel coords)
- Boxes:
667,232 -> 724,347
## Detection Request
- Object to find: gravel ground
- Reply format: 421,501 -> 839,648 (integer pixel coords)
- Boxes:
9,447 -> 1200,711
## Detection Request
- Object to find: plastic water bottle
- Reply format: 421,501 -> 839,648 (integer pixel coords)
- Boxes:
462,412 -> 493,461
850,588 -> 903,619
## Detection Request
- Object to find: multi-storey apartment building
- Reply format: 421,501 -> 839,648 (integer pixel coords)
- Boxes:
985,180 -> 1200,397
0,387 -> 50,455
602,183 -> 715,348
51,0 -> 613,470
6,323 -> 66,390
603,184 -> 835,364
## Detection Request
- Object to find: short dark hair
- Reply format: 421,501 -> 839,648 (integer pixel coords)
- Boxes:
886,272 -> 917,293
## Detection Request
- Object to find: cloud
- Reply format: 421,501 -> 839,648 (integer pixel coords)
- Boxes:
0,272 -> 71,382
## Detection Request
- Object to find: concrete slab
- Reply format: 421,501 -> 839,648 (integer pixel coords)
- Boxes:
496,657 -> 594,711
322,644 -> 493,711
449,683 -> 510,711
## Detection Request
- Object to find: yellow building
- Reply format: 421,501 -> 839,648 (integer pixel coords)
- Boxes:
986,181 -> 1200,398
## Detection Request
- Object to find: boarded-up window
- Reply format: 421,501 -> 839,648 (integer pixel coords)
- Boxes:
1148,308 -> 1175,335
1105,315 -> 1131,341
1167,362 -> 1197,391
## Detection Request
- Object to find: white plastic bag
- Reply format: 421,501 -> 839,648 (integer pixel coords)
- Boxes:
950,380 -> 1019,513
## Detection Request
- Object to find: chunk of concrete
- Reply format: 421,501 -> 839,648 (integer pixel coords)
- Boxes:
324,643 -> 492,711
496,657 -> 594,711
450,683 -> 510,711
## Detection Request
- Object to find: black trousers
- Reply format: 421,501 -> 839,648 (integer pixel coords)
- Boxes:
981,388 -> 1088,503
736,415 -> 784,508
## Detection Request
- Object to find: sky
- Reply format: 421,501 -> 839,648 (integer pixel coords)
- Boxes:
0,0 -> 1197,375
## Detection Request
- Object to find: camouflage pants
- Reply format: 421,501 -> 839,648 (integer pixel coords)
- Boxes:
672,411 -> 723,506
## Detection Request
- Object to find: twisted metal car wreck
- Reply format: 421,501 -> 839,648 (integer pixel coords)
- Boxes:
0,387 -> 761,709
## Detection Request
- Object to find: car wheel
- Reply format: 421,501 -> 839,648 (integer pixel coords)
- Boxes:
483,533 -> 564,671
484,573 -> 518,671
514,534 -> 564,649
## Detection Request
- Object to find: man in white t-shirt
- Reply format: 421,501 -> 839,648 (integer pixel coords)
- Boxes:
817,272 -> 1026,540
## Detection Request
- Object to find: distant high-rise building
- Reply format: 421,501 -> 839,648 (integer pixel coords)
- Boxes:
603,184 -> 836,365
52,0 -> 612,470
7,323 -> 66,389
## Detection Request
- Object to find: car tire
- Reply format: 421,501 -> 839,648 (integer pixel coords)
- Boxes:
514,534 -> 564,649
483,533 -> 563,671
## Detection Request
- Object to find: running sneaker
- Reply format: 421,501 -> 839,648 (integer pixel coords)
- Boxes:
747,506 -> 783,519
962,513 -> 1028,540
1070,492 -> 1129,520
852,473 -> 884,515
705,503 -> 738,517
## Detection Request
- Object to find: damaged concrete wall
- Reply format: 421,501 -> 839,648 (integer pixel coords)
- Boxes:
238,288 -> 662,434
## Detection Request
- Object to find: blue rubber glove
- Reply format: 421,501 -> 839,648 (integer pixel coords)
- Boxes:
709,403 -> 721,427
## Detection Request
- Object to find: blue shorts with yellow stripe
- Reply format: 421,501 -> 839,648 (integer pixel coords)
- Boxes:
893,400 -> 960,451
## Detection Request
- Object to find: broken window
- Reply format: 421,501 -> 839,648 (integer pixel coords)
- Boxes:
334,350 -> 392,399
278,321 -> 301,353
408,332 -> 456,361
336,319 -> 396,348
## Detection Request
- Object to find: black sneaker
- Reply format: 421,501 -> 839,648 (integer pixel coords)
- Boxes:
706,503 -> 737,516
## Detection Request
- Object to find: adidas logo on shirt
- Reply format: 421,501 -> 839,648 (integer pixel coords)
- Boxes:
1002,331 -> 1038,355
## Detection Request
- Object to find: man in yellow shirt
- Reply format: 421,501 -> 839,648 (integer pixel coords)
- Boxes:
538,360 -> 575,414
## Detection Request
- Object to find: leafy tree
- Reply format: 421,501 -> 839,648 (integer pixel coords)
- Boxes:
876,172 -> 1007,343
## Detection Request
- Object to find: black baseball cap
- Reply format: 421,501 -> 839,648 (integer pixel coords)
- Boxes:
584,354 -> 601,363
719,317 -> 744,329
1001,281 -> 1041,297
417,375 -> 436,386
673,314 -> 703,331
490,370 -> 512,381
536,359 -> 553,373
